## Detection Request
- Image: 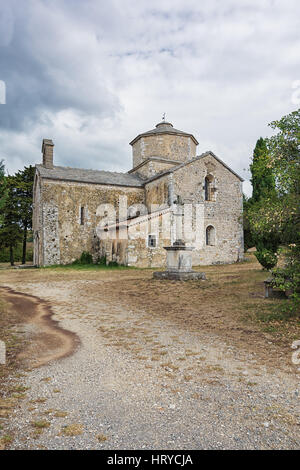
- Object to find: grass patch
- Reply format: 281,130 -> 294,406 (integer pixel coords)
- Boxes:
0,298 -> 26,388
256,303 -> 299,322
96,433 -> 108,442
31,429 -> 43,440
62,423 -> 83,436
0,294 -> 30,447
243,300 -> 300,339
10,385 -> 29,393
29,397 -> 47,404
43,263 -> 136,271
31,420 -> 50,429
53,410 -> 68,418
0,398 -> 17,409
183,374 -> 193,381
240,296 -> 300,355
0,434 -> 13,449
0,398 -> 16,418
161,362 -> 179,371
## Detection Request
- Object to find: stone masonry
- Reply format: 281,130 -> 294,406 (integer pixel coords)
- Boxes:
33,122 -> 244,267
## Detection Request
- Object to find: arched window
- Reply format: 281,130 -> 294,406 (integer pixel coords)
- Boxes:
204,175 -> 214,201
206,225 -> 215,246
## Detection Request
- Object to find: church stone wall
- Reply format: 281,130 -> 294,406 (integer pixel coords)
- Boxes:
120,153 -> 243,268
33,121 -> 244,268
39,179 -> 144,265
43,203 -> 60,265
98,212 -> 172,268
144,175 -> 169,211
171,155 -> 244,265
126,214 -> 171,268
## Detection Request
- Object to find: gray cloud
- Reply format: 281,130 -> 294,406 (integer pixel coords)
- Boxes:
1,0 -> 300,196
0,1 -> 120,131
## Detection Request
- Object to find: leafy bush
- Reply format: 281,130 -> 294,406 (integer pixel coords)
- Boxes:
271,245 -> 300,315
107,260 -> 119,267
254,249 -> 278,270
69,253 -> 124,268
96,255 -> 106,266
72,251 -> 93,265
95,255 -> 121,267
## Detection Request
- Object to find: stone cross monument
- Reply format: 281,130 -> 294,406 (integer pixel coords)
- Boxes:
153,240 -> 206,281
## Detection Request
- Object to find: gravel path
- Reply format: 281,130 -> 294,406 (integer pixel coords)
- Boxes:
3,279 -> 300,450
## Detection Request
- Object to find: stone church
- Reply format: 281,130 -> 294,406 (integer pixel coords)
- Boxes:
33,121 -> 244,267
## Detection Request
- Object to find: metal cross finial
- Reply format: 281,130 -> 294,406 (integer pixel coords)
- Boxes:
162,112 -> 166,122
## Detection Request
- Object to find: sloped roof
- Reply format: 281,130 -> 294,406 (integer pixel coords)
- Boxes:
36,164 -> 145,188
129,121 -> 199,146
144,151 -> 244,183
36,150 -> 243,189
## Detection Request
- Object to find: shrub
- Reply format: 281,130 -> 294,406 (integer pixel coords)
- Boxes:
107,260 -> 119,267
95,256 -> 121,267
254,249 -> 278,270
72,251 -> 93,265
96,255 -> 106,266
271,245 -> 300,315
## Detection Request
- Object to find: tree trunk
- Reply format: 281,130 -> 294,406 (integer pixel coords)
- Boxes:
22,224 -> 27,265
9,244 -> 14,266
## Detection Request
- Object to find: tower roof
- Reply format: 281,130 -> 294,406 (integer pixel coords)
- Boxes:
129,121 -> 199,146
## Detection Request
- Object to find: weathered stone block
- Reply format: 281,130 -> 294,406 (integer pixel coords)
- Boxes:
153,271 -> 206,281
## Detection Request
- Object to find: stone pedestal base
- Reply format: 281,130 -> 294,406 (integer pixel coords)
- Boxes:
13,264 -> 38,269
154,240 -> 206,281
264,277 -> 287,299
153,270 -> 206,281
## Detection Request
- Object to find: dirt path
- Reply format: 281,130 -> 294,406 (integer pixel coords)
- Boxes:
0,262 -> 300,449
0,287 -> 79,369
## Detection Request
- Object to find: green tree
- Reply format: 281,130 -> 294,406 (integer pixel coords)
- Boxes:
243,194 -> 254,250
13,166 -> 35,264
0,160 -> 7,224
248,138 -> 279,268
0,175 -> 22,266
250,137 -> 275,202
268,109 -> 300,196
249,110 -> 300,243
248,109 -> 300,312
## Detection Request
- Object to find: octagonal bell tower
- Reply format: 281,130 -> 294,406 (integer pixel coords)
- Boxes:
129,121 -> 199,178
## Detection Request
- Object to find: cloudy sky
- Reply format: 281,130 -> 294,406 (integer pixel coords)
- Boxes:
0,0 -> 299,196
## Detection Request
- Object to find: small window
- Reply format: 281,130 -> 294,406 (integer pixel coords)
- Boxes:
148,234 -> 157,248
80,206 -> 85,225
206,225 -> 215,246
204,175 -> 214,201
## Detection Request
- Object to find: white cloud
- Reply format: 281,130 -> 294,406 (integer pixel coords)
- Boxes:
1,0 -> 300,197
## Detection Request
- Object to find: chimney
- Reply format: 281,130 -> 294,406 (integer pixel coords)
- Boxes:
42,139 -> 54,168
